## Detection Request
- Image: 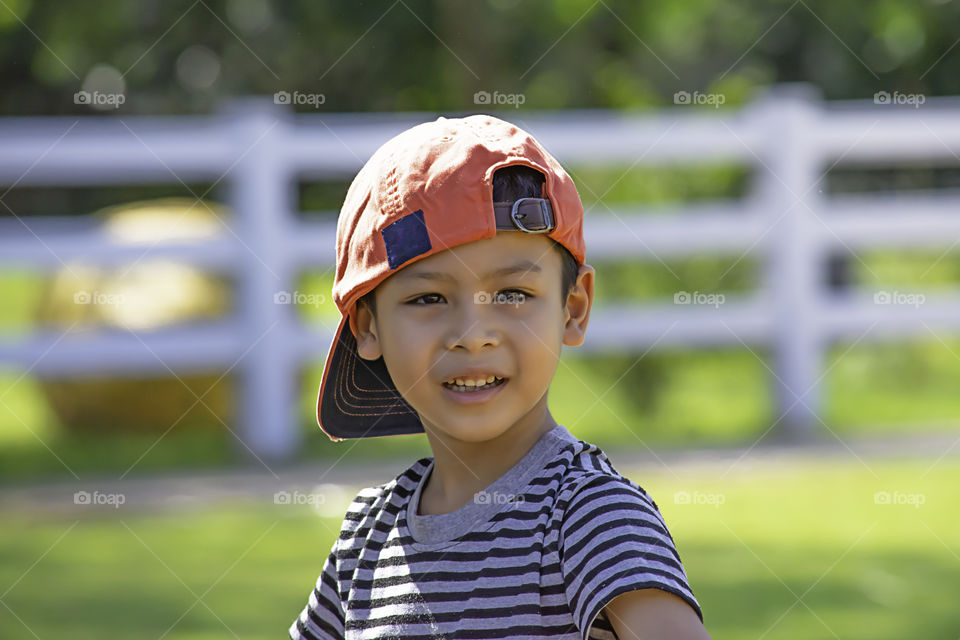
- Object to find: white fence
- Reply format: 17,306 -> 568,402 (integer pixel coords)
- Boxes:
3,84 -> 960,460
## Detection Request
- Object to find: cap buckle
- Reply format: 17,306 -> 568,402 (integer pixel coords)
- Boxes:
510,197 -> 554,233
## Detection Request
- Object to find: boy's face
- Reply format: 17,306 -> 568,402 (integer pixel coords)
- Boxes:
354,230 -> 593,445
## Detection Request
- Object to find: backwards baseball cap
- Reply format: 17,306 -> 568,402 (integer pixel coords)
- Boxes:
317,114 -> 586,441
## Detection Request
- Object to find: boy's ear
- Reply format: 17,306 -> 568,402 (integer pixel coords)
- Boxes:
562,263 -> 595,348
354,300 -> 383,361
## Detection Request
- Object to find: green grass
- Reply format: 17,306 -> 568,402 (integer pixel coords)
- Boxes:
1,457 -> 957,639
640,457 -> 960,639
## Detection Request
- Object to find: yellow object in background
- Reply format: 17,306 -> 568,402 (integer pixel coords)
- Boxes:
33,198 -> 234,434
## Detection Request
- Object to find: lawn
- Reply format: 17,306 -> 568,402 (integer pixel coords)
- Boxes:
1,456 -> 957,639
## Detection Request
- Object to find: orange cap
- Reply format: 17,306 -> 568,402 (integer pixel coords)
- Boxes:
317,114 -> 585,440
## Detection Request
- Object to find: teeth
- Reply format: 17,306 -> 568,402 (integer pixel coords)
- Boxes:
450,375 -> 500,386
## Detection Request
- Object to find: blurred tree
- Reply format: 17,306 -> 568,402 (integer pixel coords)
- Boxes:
1,0 -> 958,116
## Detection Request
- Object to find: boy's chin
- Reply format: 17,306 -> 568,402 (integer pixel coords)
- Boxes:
423,419 -> 517,443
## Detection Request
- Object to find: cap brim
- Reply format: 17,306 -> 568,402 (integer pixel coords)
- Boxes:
317,314 -> 425,440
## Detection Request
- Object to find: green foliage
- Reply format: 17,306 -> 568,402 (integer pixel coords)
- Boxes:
3,0 -> 960,116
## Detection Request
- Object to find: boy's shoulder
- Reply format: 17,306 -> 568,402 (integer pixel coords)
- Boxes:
337,432 -> 659,536
338,455 -> 431,531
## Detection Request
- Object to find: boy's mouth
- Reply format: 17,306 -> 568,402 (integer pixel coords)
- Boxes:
442,375 -> 507,393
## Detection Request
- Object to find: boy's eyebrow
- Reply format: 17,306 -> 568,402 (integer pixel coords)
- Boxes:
397,260 -> 543,282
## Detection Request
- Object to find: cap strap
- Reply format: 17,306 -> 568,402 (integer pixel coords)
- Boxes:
493,197 -> 555,233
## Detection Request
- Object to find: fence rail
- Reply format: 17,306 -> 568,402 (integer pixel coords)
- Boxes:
2,84 -> 959,459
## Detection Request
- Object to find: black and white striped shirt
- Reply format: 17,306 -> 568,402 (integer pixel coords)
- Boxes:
290,424 -> 703,639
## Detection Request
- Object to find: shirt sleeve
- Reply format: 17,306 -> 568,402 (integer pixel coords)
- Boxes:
288,538 -> 345,640
560,474 -> 703,638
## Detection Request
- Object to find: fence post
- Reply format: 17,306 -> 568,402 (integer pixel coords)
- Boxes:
752,85 -> 826,440
224,98 -> 300,461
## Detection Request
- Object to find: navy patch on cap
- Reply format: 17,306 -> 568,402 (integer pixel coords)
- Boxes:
381,209 -> 432,270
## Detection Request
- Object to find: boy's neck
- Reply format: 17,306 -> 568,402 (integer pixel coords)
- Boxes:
418,404 -> 558,516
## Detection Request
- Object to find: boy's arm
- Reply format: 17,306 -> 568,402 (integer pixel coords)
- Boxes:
604,588 -> 711,640
288,540 -> 345,640
559,474 -> 705,636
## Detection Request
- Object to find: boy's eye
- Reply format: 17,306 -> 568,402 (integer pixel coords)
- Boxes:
408,293 -> 445,305
405,289 -> 533,306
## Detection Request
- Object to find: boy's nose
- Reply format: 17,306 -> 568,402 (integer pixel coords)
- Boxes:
444,300 -> 501,352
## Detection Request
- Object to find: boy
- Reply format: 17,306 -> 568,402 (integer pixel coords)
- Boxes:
290,115 -> 709,639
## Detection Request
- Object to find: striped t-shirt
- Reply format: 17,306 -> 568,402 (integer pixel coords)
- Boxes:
289,424 -> 703,639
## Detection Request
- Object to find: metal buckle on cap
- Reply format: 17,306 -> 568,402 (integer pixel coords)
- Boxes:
510,197 -> 554,233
